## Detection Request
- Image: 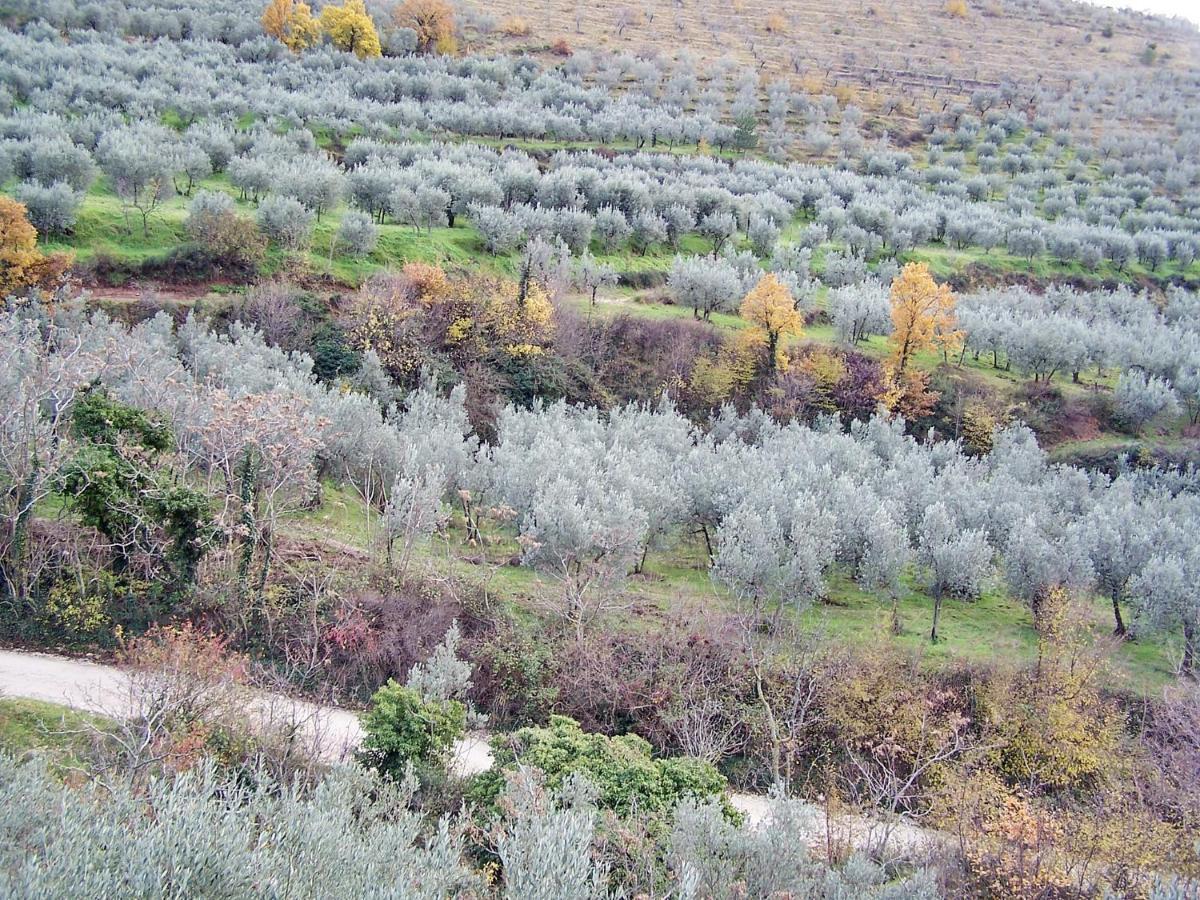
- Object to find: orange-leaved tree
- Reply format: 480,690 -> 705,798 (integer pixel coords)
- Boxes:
320,0 -> 382,58
0,197 -> 72,298
887,261 -> 961,374
739,273 -> 804,374
402,261 -> 453,304
262,0 -> 321,52
394,0 -> 457,55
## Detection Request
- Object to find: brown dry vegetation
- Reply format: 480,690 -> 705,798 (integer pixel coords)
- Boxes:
463,0 -> 1199,133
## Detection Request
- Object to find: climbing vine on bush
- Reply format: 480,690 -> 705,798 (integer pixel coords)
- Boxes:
58,385 -> 214,589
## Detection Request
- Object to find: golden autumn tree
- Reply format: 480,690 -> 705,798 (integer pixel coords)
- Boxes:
261,0 -> 321,51
887,262 -> 961,373
483,279 -> 555,356
739,273 -> 804,374
402,261 -> 453,304
689,330 -> 763,407
880,366 -> 940,422
393,0 -> 457,55
796,347 -> 846,412
0,197 -> 71,298
320,0 -> 382,58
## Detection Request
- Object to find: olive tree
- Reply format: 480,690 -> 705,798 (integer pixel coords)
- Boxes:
256,195 -> 315,250
668,255 -> 744,321
828,282 -> 891,344
336,211 -> 379,256
1114,369 -> 1180,435
919,502 -> 992,643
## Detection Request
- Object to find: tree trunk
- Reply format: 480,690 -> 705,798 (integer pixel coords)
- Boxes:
235,448 -> 259,599
1184,619 -> 1197,677
461,495 -> 481,544
255,527 -> 273,597
930,592 -> 943,643
4,466 -> 37,600
1111,593 -> 1126,637
769,594 -> 787,634
754,667 -> 783,787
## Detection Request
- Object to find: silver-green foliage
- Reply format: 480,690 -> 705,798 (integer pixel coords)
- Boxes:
256,195 -> 315,250
1114,368 -> 1181,434
0,754 -> 476,899
405,620 -> 473,704
497,774 -> 607,900
10,179 -> 82,235
336,210 -> 379,256
670,798 -> 939,900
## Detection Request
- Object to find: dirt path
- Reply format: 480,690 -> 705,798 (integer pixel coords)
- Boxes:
84,282 -> 222,306
0,649 -> 938,849
0,648 -> 491,774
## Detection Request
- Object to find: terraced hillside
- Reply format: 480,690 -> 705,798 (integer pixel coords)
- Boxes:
464,0 -> 1200,135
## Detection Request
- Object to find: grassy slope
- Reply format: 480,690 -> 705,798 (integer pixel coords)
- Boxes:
21,149 -> 1194,699
0,698 -> 110,769
35,170 -> 1200,290
287,484 -> 1183,695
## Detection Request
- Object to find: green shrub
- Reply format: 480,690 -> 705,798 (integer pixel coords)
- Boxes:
59,387 -> 213,590
471,715 -> 728,819
358,681 -> 465,779
310,321 -> 361,382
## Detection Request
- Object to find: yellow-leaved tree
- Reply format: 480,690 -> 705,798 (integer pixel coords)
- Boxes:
0,197 -> 72,298
689,330 -> 763,407
262,0 -> 321,51
887,261 -> 961,373
393,0 -> 457,55
739,273 -> 804,374
320,0 -> 382,58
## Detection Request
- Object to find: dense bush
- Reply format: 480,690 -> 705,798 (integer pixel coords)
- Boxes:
0,755 -> 478,897
9,180 -> 82,235
472,715 -> 728,819
336,210 -> 379,256
256,195 -> 315,249
185,190 -> 267,271
358,680 -> 466,779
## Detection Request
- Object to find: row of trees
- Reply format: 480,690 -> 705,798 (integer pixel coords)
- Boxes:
482,396 -> 1199,657
1,10 -> 1197,265
5,296 -> 1194,668
957,285 -> 1200,428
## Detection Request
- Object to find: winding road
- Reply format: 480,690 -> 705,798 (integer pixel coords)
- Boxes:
0,647 -> 937,848
0,648 -> 493,772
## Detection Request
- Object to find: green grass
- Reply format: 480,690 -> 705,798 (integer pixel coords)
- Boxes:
908,243 -> 1200,284
33,167 -> 1200,292
283,484 -> 1182,696
41,181 -> 189,264
0,698 -> 111,770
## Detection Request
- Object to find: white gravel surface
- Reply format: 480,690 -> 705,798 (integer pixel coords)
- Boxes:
0,648 -> 937,853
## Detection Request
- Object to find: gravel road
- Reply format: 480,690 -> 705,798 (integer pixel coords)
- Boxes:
0,648 -> 938,848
